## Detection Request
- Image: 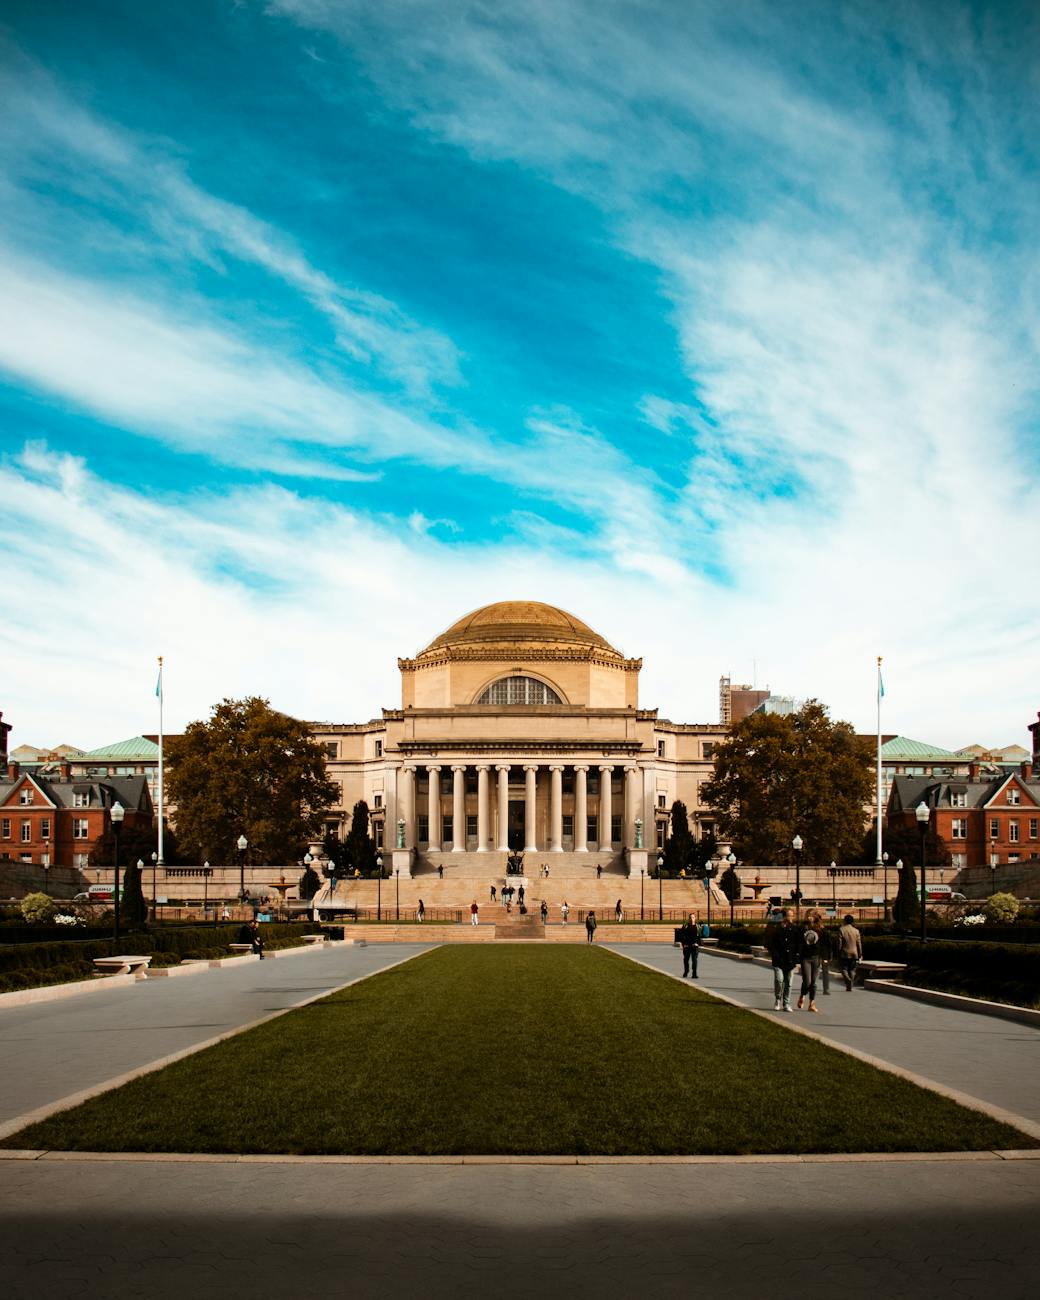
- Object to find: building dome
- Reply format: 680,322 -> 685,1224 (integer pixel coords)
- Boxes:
423,601 -> 618,655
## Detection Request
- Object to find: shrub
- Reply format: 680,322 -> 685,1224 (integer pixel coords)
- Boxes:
983,893 -> 1020,925
20,893 -> 56,925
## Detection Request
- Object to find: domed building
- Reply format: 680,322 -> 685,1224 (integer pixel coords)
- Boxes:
312,601 -> 725,879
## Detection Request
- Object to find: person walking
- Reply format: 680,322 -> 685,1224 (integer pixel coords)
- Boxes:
561,900 -> 570,924
470,900 -> 479,927
518,884 -> 525,907
838,913 -> 863,990
766,908 -> 799,1010
585,910 -> 597,943
817,911 -> 836,994
490,884 -> 497,902
417,899 -> 425,923
615,898 -> 623,922
540,899 -> 548,923
678,910 -> 700,978
797,914 -> 821,1011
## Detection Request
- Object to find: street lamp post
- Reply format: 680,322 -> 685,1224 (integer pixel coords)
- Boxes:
203,861 -> 209,919
705,857 -> 716,929
916,801 -> 929,943
151,850 -> 158,920
657,852 -> 664,922
882,851 -> 890,923
42,861 -> 50,896
237,834 -> 248,908
830,861 -> 837,913
111,801 -> 125,944
727,851 -> 737,924
395,868 -> 400,921
791,834 -> 803,921
376,854 -> 383,921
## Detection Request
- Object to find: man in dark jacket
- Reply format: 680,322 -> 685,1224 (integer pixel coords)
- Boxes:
678,911 -> 700,978
239,919 -> 264,959
767,909 -> 799,1010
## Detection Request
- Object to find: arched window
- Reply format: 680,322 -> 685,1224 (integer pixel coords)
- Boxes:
476,676 -> 562,706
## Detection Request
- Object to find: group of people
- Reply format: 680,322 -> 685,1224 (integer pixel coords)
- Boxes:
767,909 -> 863,1012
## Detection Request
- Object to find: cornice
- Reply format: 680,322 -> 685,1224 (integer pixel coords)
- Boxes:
399,649 -> 641,670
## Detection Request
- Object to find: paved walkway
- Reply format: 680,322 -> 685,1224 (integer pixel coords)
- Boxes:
0,942 -> 434,1128
607,944 -> 1040,1127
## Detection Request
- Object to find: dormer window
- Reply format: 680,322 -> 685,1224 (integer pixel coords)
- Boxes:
950,792 -> 967,808
1007,788 -> 1020,805
74,792 -> 90,808
19,788 -> 32,804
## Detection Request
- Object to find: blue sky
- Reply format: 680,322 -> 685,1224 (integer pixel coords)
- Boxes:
1,0 -> 1038,750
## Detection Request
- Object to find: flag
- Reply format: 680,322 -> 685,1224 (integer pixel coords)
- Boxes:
879,670 -> 885,698
156,659 -> 163,700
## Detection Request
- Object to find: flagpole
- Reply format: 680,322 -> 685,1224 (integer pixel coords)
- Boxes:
157,656 -> 165,870
876,654 -> 883,874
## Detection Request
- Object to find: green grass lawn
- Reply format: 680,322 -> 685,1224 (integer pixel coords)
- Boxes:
5,946 -> 1032,1155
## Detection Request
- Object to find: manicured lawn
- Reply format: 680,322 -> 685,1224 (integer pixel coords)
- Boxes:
4,946 -> 1031,1155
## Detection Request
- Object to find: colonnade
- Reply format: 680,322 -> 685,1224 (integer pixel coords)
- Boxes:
395,761 -> 646,854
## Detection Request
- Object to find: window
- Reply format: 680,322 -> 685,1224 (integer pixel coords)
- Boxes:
950,818 -> 967,840
1030,818 -> 1038,840
418,815 -> 429,844
375,740 -> 383,758
1,818 -> 8,839
74,818 -> 89,839
562,814 -> 573,839
1009,852 -> 1020,863
323,742 -> 337,759
40,818 -> 50,840
1009,821 -> 1020,843
657,740 -> 666,758
19,853 -> 31,863
475,676 -> 562,705
21,821 -> 31,842
657,793 -> 667,809
588,773 -> 598,796
19,787 -> 32,804
73,853 -> 88,869
990,818 -> 999,840
443,815 -> 453,844
1008,787 -> 1020,805
951,853 -> 967,869
611,814 -> 622,844
373,793 -> 383,809
466,815 -> 477,840
74,793 -> 89,808
950,792 -> 967,808
373,823 -> 383,850
703,743 -> 715,761
41,852 -> 50,867
587,816 -> 598,844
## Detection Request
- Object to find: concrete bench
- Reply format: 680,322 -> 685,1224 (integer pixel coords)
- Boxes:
228,943 -> 256,954
302,933 -> 327,945
92,955 -> 152,979
857,960 -> 907,984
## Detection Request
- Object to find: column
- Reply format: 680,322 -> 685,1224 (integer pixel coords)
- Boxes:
574,765 -> 588,851
624,765 -> 639,847
524,765 -> 538,851
599,764 -> 613,852
550,765 -> 564,852
496,764 -> 510,852
452,765 -> 466,852
477,765 -> 490,852
427,765 -> 441,852
400,766 -> 416,848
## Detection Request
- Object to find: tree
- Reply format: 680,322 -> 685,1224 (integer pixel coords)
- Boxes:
20,892 -> 55,924
166,697 -> 338,864
860,822 -> 951,871
661,802 -> 697,877
983,892 -> 1020,925
893,860 -> 919,928
342,801 -> 378,878
90,821 -> 179,868
120,860 -> 148,930
298,863 -> 322,901
719,862 -> 742,924
701,699 -> 873,864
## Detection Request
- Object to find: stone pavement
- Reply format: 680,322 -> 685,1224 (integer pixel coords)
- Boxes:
607,944 -> 1040,1127
2,941 -> 1039,1298
0,942 -> 434,1128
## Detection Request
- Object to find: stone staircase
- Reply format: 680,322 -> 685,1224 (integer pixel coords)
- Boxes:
418,850 -> 627,879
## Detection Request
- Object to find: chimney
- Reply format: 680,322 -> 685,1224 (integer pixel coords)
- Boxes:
969,762 -> 981,780
6,761 -> 18,780
59,762 -> 71,781
1022,761 -> 1034,781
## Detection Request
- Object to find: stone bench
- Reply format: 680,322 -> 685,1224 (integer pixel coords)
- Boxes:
92,955 -> 152,979
302,933 -> 327,945
857,960 -> 907,985
228,943 -> 256,954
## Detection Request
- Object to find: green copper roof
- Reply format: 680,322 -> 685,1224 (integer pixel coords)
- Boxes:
78,736 -> 159,760
881,735 -> 964,761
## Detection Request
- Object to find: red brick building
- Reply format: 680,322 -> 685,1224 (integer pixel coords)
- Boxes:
0,764 -> 152,870
888,766 -> 1039,870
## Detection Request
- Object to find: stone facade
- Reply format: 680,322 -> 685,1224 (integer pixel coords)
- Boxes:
311,602 -> 724,878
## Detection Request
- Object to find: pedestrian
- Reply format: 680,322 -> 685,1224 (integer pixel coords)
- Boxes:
585,910 -> 597,943
490,884 -> 497,902
417,899 -> 425,923
596,864 -> 602,878
470,900 -> 479,927
797,914 -> 821,1012
766,908 -> 799,1011
518,884 -> 525,906
816,911 -> 835,995
838,913 -> 863,990
615,898 -> 623,923
540,899 -> 548,923
438,864 -> 444,878
678,910 -> 700,978
221,905 -> 231,921
544,863 -> 550,879
239,918 -> 264,959
561,900 -> 570,924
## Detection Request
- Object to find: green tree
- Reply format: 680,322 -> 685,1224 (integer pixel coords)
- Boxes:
90,821 -> 178,868
342,801 -> 379,878
298,863 -> 322,901
701,699 -> 873,864
719,862 -> 742,924
20,891 -> 56,924
893,860 -> 919,928
323,830 -> 348,877
120,860 -> 148,930
166,697 -> 338,864
983,892 -> 1020,924
661,802 -> 697,877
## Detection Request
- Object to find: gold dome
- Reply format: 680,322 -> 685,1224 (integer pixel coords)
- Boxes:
423,601 -> 618,655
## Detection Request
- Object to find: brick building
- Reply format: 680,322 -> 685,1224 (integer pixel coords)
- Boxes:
0,764 -> 152,870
